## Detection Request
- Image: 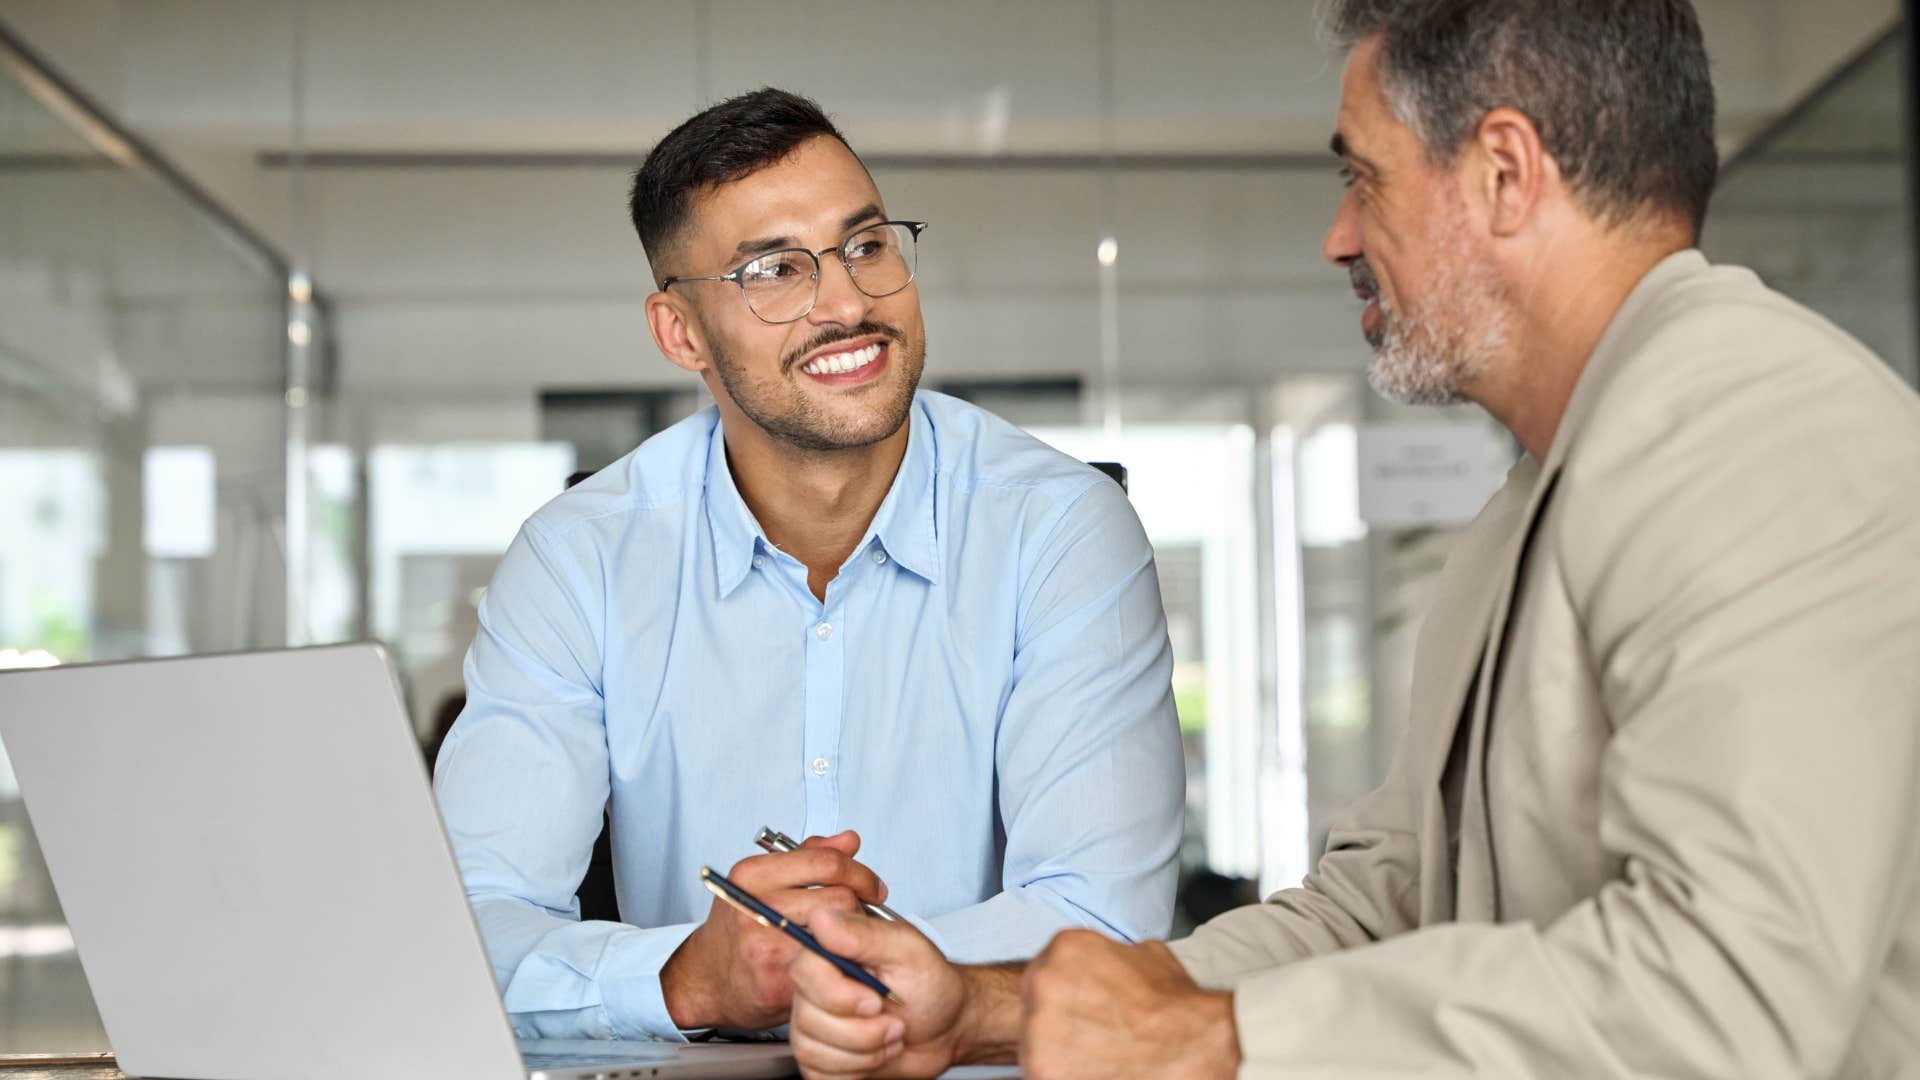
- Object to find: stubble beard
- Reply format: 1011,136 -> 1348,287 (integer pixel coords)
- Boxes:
1358,212 -> 1510,407
707,320 -> 926,453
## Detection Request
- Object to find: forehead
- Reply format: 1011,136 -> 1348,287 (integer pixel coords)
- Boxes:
1336,36 -> 1400,157
685,135 -> 885,254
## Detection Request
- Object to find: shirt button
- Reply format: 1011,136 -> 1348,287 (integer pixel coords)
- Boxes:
811,757 -> 831,776
871,550 -> 888,565
752,555 -> 766,569
815,622 -> 833,641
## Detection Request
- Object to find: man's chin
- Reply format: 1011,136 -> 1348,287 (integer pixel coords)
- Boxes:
829,406 -> 914,450
772,397 -> 915,454
1366,357 -> 1469,407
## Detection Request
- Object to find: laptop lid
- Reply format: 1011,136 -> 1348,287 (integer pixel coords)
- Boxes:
0,644 -> 526,1080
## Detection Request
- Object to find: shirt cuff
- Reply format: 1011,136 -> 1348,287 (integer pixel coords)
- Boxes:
900,911 -> 951,959
598,922 -> 701,1041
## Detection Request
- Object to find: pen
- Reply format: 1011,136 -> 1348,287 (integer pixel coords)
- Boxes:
755,826 -> 905,923
698,865 -> 905,1006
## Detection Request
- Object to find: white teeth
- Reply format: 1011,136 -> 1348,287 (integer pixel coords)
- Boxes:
802,342 -> 882,376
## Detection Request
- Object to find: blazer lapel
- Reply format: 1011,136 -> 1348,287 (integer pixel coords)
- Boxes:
1452,465 -> 1562,918
1408,454 -> 1541,923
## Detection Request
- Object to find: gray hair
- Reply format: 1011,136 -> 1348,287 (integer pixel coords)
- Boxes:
1323,0 -> 1718,235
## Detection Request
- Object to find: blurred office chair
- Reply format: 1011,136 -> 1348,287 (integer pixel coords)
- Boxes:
1088,461 -> 1127,493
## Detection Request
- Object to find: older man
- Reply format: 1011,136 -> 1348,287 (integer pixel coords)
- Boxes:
784,2 -> 1920,1077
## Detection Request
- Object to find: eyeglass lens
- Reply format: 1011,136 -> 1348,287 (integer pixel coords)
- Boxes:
738,223 -> 918,323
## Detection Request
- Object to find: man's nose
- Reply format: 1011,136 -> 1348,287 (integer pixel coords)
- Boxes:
1322,189 -> 1361,267
807,251 -> 870,327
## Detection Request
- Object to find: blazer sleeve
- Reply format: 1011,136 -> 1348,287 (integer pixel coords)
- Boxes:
1168,727 -> 1424,987
1216,308 -> 1920,1077
1168,456 -> 1551,988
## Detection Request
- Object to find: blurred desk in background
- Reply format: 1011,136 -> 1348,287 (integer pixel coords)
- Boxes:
0,1056 -> 118,1080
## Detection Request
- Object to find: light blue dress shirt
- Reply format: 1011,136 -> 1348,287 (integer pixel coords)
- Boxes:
433,390 -> 1183,1042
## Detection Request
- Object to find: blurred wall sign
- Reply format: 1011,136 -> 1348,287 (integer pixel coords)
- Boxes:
1355,423 -> 1503,529
143,446 -> 219,558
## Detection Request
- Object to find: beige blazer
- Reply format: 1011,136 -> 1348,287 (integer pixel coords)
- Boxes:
1170,251 -> 1920,1079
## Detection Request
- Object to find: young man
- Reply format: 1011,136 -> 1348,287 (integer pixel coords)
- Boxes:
785,3 -> 1920,1078
432,89 -> 1183,1043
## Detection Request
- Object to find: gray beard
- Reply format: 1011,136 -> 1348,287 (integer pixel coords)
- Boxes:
1364,229 -> 1508,407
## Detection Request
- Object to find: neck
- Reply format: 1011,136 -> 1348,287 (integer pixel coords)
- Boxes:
1474,222 -> 1692,461
719,407 -> 911,601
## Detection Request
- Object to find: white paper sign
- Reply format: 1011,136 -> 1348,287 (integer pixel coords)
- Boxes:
143,446 -> 218,558
1356,422 -> 1505,529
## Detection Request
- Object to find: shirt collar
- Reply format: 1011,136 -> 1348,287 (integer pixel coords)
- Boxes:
702,397 -> 942,598
864,399 -> 941,586
704,418 -> 765,599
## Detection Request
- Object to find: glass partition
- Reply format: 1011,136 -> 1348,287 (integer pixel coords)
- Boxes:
0,50 -> 294,1052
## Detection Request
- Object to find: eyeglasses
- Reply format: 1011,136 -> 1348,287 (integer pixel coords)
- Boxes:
662,220 -> 927,325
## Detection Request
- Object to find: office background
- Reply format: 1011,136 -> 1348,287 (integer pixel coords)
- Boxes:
1,0 -> 1914,1053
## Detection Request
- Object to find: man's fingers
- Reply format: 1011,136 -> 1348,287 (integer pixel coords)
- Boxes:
801,832 -> 890,904
792,1024 -> 902,1080
840,859 -> 887,905
731,848 -> 887,904
802,829 -> 862,857
807,906 -> 906,968
806,899 -> 925,968
759,884 -> 856,923
791,939 -> 887,1017
792,992 -> 905,1055
791,990 -> 905,1080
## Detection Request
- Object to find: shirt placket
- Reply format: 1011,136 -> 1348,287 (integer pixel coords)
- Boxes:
799,584 -> 846,839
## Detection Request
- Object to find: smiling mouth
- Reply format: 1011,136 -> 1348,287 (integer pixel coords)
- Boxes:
798,342 -> 883,377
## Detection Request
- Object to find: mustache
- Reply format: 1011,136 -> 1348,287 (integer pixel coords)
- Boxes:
783,321 -> 903,372
1348,258 -> 1379,300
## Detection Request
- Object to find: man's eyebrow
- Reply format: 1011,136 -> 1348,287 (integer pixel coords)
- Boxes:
839,203 -> 883,233
728,204 -> 886,261
1330,131 -> 1379,174
731,233 -> 797,260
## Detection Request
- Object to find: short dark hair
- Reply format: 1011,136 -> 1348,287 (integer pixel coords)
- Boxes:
629,87 -> 853,281
1324,0 -> 1719,235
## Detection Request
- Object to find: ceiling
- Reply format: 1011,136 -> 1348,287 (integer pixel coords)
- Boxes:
0,0 -> 1906,416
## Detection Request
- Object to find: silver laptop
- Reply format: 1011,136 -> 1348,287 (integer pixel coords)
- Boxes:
0,644 -> 795,1080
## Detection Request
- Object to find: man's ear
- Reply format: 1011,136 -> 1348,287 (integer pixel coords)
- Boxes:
645,290 -> 708,375
1471,107 -> 1549,239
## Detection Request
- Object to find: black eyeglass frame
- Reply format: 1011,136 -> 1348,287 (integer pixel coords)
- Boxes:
660,220 -> 928,324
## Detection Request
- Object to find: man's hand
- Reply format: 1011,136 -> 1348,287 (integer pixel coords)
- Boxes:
789,908 -> 1021,1079
1019,930 -> 1239,1080
661,830 -> 887,1031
